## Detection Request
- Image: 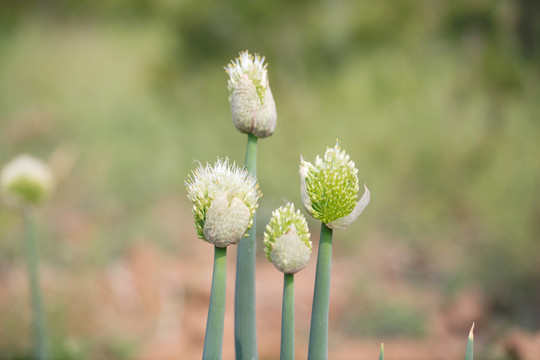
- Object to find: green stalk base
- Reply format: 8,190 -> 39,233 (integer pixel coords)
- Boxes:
203,246 -> 227,360
308,223 -> 333,360
280,273 -> 294,360
24,210 -> 49,360
234,133 -> 258,360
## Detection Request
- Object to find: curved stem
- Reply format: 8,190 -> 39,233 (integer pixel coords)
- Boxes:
23,210 -> 49,360
234,133 -> 258,359
308,223 -> 333,360
203,246 -> 227,360
280,273 -> 295,360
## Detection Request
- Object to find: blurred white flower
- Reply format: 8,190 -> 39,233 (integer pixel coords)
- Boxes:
1,154 -> 55,208
186,158 -> 261,247
225,50 -> 277,138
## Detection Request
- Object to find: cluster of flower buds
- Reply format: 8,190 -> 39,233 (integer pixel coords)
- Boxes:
190,51 -> 371,261
264,203 -> 312,274
300,142 -> 370,230
1,155 -> 55,208
225,51 -> 277,138
185,158 -> 261,248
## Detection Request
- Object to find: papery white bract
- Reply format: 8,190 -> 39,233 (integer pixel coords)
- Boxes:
225,50 -> 277,138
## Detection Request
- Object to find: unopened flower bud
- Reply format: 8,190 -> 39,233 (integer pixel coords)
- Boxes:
203,192 -> 251,247
264,203 -> 311,274
225,50 -> 277,138
1,154 -> 55,208
300,142 -> 370,230
186,158 -> 261,247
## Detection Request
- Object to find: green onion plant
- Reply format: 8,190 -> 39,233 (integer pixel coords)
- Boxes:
186,51 -> 479,360
263,203 -> 311,360
186,158 -> 261,359
225,50 -> 277,359
299,143 -> 370,359
1,154 -> 55,360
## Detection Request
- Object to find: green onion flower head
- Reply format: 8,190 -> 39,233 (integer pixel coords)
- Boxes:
300,142 -> 370,230
1,154 -> 55,208
264,203 -> 312,274
225,50 -> 277,138
186,158 -> 261,248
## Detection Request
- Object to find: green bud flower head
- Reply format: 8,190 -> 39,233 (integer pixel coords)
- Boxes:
1,154 -> 55,208
186,158 -> 261,248
225,50 -> 277,138
264,203 -> 312,274
300,142 -> 370,230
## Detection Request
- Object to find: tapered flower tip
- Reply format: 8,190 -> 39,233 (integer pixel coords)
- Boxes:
264,203 -> 311,274
186,158 -> 261,247
299,142 -> 370,229
465,322 -> 474,360
225,50 -> 277,138
1,154 -> 55,208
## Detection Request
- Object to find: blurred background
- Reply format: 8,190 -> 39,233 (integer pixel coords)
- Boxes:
0,0 -> 539,359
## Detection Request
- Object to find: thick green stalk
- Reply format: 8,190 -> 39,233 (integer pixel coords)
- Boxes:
235,133 -> 258,359
379,343 -> 384,360
23,210 -> 49,360
308,223 -> 333,360
465,323 -> 474,360
280,274 -> 294,360
203,246 -> 227,360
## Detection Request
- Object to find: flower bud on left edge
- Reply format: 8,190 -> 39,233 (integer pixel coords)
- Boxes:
186,158 -> 261,247
1,154 -> 55,208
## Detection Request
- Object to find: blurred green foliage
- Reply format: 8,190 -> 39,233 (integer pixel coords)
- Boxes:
345,300 -> 427,338
0,0 -> 539,358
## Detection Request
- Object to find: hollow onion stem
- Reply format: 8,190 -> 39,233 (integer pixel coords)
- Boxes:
203,246 -> 227,360
23,210 -> 49,360
280,273 -> 295,360
308,223 -> 333,360
234,133 -> 258,359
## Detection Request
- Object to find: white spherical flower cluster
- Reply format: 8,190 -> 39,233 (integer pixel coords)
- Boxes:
300,142 -> 370,230
1,154 -> 55,208
264,203 -> 311,274
186,158 -> 261,248
225,50 -> 277,138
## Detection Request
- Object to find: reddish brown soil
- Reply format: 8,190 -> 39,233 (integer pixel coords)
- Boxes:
0,201 -> 537,359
